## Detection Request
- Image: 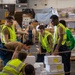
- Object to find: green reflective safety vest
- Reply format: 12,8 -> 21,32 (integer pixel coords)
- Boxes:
39,31 -> 53,53
1,25 -> 16,43
1,59 -> 25,75
66,27 -> 75,50
54,23 -> 67,45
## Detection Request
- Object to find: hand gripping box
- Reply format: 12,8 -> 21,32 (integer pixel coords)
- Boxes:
24,56 -> 36,65
44,55 -> 62,64
45,63 -> 64,73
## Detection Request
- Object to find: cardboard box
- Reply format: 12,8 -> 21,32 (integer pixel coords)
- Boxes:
34,62 -> 44,71
24,56 -> 35,65
44,55 -> 62,64
34,64 -> 41,75
46,64 -> 64,73
47,71 -> 64,75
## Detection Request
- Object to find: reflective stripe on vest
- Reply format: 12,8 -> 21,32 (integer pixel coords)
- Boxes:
1,25 -> 16,44
2,70 -> 14,75
6,62 -> 23,72
54,23 -> 67,45
2,59 -> 24,75
1,25 -> 6,43
39,31 -> 53,52
1,33 -> 6,43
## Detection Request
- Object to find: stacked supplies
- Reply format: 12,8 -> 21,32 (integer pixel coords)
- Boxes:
34,63 -> 41,75
24,56 -> 36,65
44,55 -> 64,75
34,62 -> 44,71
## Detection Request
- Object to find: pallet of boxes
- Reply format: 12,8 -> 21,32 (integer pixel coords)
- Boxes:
24,55 -> 44,75
44,55 -> 64,75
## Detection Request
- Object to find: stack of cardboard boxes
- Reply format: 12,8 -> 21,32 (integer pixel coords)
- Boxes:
44,55 -> 64,75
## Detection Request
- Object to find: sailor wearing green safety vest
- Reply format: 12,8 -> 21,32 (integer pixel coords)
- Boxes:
54,23 -> 67,46
1,48 -> 35,75
36,25 -> 53,62
50,15 -> 71,75
1,49 -> 27,75
1,16 -> 16,44
0,16 -> 17,66
59,20 -> 75,50
1,25 -> 16,43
